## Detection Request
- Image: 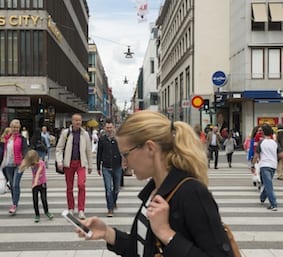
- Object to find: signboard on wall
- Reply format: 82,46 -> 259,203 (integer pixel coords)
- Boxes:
257,117 -> 278,127
7,96 -> 31,107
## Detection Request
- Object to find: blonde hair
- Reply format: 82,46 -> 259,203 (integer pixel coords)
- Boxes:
116,110 -> 208,186
10,119 -> 21,127
0,127 -> 11,142
19,150 -> 40,172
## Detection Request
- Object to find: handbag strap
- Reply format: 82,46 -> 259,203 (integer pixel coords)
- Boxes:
62,129 -> 70,157
165,177 -> 193,202
155,177 -> 194,255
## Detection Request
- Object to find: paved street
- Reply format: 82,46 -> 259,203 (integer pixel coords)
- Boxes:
0,149 -> 282,257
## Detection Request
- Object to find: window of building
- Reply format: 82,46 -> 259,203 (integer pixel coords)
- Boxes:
0,0 -> 4,8
150,59 -> 154,73
20,30 -> 31,75
7,0 -> 17,8
88,71 -> 95,85
268,48 -> 281,79
19,30 -> 43,76
88,53 -> 95,67
268,3 -> 282,31
0,31 -> 5,75
150,92 -> 158,105
251,3 -> 267,31
7,31 -> 18,75
32,0 -> 43,8
251,48 -> 264,79
20,0 -> 30,8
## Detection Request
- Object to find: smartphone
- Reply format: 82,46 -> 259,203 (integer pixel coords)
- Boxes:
61,210 -> 93,238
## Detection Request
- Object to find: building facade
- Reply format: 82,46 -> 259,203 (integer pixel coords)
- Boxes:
156,0 -> 283,140
0,0 -> 89,134
156,0 -> 230,129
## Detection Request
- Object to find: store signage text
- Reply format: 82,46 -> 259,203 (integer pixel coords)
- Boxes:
0,15 -> 40,27
47,16 -> 62,42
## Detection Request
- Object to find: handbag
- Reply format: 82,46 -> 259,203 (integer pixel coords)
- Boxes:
155,177 -> 242,257
55,129 -> 70,175
0,169 -> 6,194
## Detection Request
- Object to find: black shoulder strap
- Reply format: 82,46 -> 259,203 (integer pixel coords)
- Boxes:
63,129 -> 70,151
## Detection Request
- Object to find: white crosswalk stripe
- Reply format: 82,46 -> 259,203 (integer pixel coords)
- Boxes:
0,154 -> 282,257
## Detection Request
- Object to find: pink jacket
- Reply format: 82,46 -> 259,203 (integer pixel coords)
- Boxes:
4,133 -> 24,165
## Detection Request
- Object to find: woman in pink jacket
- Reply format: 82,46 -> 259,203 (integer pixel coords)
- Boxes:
1,119 -> 28,215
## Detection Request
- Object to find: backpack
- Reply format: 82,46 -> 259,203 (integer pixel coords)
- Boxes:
33,137 -> 47,152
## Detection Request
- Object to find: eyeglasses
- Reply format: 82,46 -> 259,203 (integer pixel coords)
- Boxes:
120,145 -> 140,160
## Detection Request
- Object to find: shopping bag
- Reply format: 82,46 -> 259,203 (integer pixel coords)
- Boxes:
0,169 -> 6,194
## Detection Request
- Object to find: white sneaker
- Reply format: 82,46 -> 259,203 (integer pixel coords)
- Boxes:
78,210 -> 86,220
69,209 -> 74,215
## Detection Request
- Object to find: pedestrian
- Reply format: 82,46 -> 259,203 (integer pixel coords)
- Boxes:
1,119 -> 28,215
76,110 -> 235,257
41,126 -> 51,168
248,126 -> 262,188
21,126 -> 29,146
251,123 -> 280,211
96,119 -> 122,217
30,128 -> 47,162
19,150 -> 53,223
193,124 -> 206,144
206,126 -> 222,169
0,127 -> 11,190
91,129 -> 99,153
55,113 -> 93,219
276,124 -> 283,180
223,131 -> 237,168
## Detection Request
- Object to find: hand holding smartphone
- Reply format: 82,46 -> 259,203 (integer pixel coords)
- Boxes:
61,210 -> 93,238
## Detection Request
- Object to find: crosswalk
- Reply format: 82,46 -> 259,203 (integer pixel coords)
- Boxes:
0,157 -> 282,257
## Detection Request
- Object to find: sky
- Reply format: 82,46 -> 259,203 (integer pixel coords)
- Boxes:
87,0 -> 163,110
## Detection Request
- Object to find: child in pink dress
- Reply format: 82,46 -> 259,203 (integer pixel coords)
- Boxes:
20,150 -> 53,222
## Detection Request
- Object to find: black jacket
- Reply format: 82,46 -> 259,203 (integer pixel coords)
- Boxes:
107,167 -> 234,257
96,135 -> 121,170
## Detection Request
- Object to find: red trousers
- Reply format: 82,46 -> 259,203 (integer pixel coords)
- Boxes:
64,160 -> 86,211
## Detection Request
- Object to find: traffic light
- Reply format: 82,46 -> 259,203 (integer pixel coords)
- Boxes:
203,99 -> 210,112
38,104 -> 44,114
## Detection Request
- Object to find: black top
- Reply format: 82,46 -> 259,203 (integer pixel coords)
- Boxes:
107,167 -> 234,257
96,135 -> 121,170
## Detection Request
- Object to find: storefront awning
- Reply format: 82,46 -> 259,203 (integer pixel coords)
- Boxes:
269,3 -> 283,22
243,90 -> 281,99
252,3 -> 268,22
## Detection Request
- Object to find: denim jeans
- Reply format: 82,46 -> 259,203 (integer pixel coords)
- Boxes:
102,167 -> 122,211
4,166 -> 23,206
260,167 -> 277,207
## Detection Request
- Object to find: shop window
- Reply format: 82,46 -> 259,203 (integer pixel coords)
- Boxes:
251,48 -> 264,79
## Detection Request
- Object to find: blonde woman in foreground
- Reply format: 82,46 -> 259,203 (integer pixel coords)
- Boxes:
76,110 -> 235,257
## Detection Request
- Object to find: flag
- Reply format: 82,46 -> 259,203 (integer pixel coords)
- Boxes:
136,0 -> 148,22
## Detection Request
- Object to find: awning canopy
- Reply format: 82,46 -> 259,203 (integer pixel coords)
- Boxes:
252,3 -> 268,22
269,3 -> 283,22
